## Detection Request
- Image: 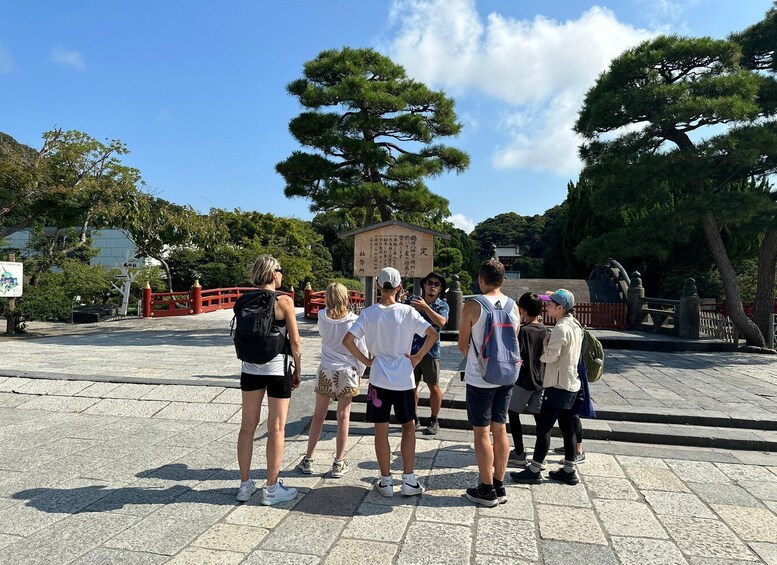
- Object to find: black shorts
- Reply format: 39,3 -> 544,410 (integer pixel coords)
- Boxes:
466,384 -> 513,427
240,372 -> 292,399
365,385 -> 416,424
414,356 -> 440,386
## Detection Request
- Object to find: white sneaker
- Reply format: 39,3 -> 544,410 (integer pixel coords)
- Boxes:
400,480 -> 425,496
236,480 -> 256,502
297,456 -> 314,474
375,478 -> 394,498
261,479 -> 297,506
331,459 -> 349,478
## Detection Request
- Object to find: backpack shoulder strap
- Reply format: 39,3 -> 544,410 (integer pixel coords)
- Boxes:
502,298 -> 516,314
472,295 -> 493,312
468,296 -> 491,357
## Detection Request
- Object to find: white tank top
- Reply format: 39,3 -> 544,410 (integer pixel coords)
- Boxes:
464,294 -> 520,389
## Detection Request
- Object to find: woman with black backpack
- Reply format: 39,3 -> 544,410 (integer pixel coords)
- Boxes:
235,254 -> 301,505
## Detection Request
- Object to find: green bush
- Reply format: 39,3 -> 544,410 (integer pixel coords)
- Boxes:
13,259 -> 115,321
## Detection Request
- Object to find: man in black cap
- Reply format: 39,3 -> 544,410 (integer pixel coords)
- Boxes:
407,272 -> 449,435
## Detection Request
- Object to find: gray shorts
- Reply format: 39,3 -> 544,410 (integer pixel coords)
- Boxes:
509,384 -> 543,414
414,356 -> 440,386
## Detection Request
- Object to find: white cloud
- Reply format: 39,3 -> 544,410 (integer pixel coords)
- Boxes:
50,45 -> 86,71
447,213 -> 476,234
0,43 -> 13,74
632,0 -> 700,33
385,1 -> 655,175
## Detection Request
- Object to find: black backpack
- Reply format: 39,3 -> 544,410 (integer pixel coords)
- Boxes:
230,290 -> 287,364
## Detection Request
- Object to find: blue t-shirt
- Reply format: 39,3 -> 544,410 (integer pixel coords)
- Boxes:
408,297 -> 449,359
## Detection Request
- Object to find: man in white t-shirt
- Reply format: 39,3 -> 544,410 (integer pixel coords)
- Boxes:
344,267 -> 437,498
458,259 -> 520,508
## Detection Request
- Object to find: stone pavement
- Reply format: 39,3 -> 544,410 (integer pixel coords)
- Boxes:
2,310 -> 777,563
2,405 -> 777,564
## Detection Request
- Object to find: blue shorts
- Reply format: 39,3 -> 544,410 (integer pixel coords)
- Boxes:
365,385 -> 416,424
466,384 -> 513,427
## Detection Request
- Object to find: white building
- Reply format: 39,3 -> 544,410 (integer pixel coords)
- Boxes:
2,228 -> 144,267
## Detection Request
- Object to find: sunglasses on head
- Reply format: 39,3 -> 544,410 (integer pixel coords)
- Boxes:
274,268 -> 283,274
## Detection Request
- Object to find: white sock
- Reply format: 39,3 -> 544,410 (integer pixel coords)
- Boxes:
266,482 -> 278,492
563,462 -> 577,473
380,475 -> 392,486
402,473 -> 416,484
529,460 -> 542,473
240,479 -> 253,488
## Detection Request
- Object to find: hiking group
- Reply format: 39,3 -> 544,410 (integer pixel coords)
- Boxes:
232,254 -> 590,507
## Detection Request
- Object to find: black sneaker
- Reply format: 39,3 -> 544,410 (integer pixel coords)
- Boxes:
424,419 -> 439,435
548,468 -> 579,485
552,446 -> 565,454
465,484 -> 498,507
494,484 -> 507,504
510,468 -> 542,484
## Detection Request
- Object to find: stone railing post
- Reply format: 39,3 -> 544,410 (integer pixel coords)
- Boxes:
627,271 -> 644,329
678,278 -> 700,339
445,274 -> 463,331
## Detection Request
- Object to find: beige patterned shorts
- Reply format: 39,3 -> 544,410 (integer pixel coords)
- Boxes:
315,365 -> 361,401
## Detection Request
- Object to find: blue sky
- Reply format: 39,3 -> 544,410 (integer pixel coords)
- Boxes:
0,0 -> 772,233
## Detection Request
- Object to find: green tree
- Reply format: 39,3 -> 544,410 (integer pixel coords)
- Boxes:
470,212 -> 550,278
276,47 -> 469,223
1,129 -> 141,273
575,11 -> 777,346
176,209 -> 335,290
122,194 -> 222,292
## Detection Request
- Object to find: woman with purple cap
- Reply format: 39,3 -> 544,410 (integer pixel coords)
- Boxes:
511,288 -> 584,486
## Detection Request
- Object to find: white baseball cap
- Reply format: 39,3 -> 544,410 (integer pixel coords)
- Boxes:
377,267 -> 401,288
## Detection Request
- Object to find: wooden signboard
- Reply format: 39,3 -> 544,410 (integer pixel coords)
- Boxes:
353,224 -> 435,278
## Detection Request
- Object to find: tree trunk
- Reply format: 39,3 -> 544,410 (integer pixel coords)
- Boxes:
754,228 -> 777,348
378,204 -> 392,222
159,258 -> 174,292
701,211 -> 765,346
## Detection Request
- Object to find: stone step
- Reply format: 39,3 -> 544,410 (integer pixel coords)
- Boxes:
347,394 -> 777,431
328,403 -> 777,452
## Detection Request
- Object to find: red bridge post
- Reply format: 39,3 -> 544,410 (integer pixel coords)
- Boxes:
142,282 -> 152,318
191,280 -> 202,315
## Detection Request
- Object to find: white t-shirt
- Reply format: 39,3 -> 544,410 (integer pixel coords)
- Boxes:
317,309 -> 367,374
464,294 -> 521,389
348,303 -> 431,391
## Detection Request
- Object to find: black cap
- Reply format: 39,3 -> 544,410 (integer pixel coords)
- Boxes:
420,272 -> 447,296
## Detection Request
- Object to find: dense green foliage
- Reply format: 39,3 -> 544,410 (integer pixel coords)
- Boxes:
573,5 -> 777,345
277,48 -> 469,223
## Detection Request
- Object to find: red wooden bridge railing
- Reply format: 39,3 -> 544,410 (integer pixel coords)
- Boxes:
304,286 -> 365,319
142,283 -> 295,318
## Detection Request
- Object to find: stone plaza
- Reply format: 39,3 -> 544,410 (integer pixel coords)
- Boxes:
1,310 -> 777,564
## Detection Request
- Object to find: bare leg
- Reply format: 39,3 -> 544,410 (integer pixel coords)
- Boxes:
491,422 -> 509,482
238,389 -> 265,482
374,422 -> 391,477
265,396 -> 290,485
428,383 -> 442,418
473,425 -> 494,484
305,393 -> 330,459
335,396 -> 352,461
400,420 -> 416,474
